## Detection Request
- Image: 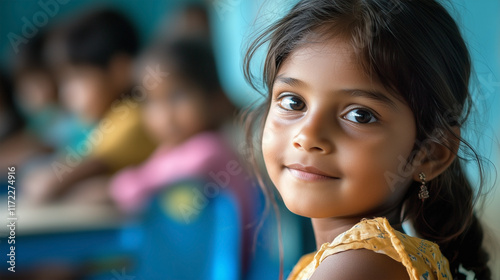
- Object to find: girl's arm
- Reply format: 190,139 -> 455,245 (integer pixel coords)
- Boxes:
309,249 -> 410,280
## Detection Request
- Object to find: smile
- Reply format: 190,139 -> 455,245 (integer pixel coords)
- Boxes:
285,164 -> 339,181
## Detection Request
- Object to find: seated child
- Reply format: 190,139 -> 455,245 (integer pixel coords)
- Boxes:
109,37 -> 259,272
12,30 -> 62,148
0,30 -> 90,174
22,8 -> 156,203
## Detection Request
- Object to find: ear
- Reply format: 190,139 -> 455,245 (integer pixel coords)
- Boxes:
411,126 -> 460,182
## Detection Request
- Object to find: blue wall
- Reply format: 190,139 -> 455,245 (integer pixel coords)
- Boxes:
0,0 -> 186,67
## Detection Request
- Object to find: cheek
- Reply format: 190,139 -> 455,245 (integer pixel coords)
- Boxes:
171,100 -> 209,138
339,132 -> 415,197
178,103 -> 204,128
20,82 -> 53,108
143,106 -> 168,138
262,115 -> 290,185
261,120 -> 275,161
62,79 -> 102,114
262,114 -> 281,150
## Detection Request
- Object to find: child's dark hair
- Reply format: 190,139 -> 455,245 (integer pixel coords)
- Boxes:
64,8 -> 139,68
0,71 -> 24,140
147,37 -> 223,95
14,30 -> 49,76
243,0 -> 491,278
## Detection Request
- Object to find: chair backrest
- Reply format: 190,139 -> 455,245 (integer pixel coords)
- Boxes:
134,179 -> 241,280
244,191 -> 316,280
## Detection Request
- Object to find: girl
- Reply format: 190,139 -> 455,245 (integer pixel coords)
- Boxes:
243,0 -> 492,279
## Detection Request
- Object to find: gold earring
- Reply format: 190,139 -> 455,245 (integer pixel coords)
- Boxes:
418,172 -> 429,202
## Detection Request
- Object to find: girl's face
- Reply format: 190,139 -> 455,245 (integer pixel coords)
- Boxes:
15,71 -> 57,114
262,38 -> 417,219
142,76 -> 212,147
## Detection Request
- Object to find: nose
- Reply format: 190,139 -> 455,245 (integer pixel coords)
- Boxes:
292,110 -> 335,154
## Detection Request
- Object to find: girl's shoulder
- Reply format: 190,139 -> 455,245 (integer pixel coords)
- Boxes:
288,217 -> 452,280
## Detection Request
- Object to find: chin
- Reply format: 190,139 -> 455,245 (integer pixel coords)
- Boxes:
282,198 -> 335,219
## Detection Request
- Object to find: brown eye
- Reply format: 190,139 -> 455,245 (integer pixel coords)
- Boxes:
344,109 -> 377,124
279,95 -> 305,111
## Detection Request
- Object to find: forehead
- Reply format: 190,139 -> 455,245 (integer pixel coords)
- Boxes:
277,38 -> 375,88
288,37 -> 356,65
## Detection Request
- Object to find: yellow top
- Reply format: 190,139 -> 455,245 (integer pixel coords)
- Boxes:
288,217 -> 451,280
90,100 -> 156,173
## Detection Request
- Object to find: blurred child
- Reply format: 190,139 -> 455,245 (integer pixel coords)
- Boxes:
13,31 -> 60,146
0,31 -> 78,172
109,37 -> 258,273
110,37 -> 238,210
22,8 -> 156,203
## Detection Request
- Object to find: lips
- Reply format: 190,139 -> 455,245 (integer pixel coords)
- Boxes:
286,163 -> 339,181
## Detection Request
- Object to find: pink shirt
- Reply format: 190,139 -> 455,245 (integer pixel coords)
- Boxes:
110,131 -> 253,213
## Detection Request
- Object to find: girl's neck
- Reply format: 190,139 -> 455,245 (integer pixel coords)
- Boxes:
311,207 -> 403,249
311,217 -> 361,249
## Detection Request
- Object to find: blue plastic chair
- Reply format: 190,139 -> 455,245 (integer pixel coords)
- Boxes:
132,179 -> 242,280
244,198 -> 311,280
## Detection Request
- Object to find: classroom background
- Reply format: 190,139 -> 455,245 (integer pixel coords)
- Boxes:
0,0 -> 499,279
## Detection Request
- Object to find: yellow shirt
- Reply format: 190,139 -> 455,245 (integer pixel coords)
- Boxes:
90,99 -> 156,173
288,217 -> 451,280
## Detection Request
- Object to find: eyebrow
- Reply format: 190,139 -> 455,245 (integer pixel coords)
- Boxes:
274,75 -> 306,88
344,89 -> 398,110
274,75 -> 398,110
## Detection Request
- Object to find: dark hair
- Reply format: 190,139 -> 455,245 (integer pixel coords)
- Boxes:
243,0 -> 492,279
146,37 -> 223,95
14,30 -> 51,76
165,3 -> 211,40
64,8 -> 139,68
0,71 -> 24,140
